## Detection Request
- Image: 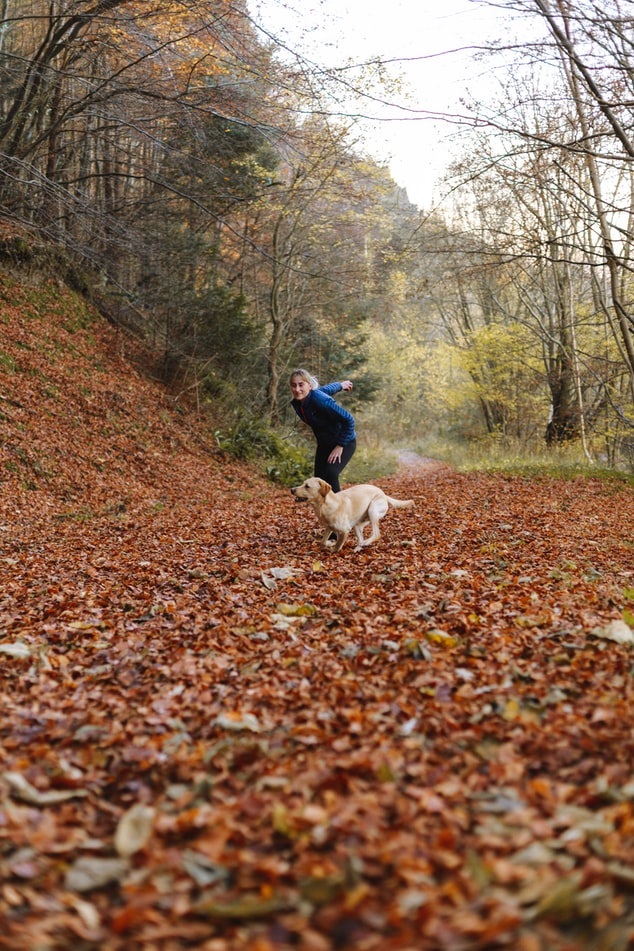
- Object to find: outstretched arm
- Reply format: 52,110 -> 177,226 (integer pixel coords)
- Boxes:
320,380 -> 353,396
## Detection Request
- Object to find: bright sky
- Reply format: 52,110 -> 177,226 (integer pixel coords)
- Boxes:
251,0 -> 517,207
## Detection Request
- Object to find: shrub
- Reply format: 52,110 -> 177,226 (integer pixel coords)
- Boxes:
217,414 -> 311,486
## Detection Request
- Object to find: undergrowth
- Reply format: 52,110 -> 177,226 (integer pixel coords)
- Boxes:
216,416 -> 634,490
215,415 -> 401,487
215,415 -> 311,486
406,434 -> 634,486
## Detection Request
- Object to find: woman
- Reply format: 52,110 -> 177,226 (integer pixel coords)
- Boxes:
290,368 -> 357,492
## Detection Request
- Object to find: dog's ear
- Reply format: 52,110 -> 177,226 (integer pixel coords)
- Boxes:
319,480 -> 331,498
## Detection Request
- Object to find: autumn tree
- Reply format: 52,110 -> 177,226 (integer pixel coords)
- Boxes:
231,118 -> 400,424
0,3 -> 279,326
1,0 -> 424,439
527,0 -> 634,401
427,1 -> 634,461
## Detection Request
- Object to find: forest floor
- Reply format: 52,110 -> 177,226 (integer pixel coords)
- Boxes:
1,269 -> 634,950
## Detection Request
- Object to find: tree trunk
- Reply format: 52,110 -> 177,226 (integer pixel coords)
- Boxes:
266,217 -> 284,425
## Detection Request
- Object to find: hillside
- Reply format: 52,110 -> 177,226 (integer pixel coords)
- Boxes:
1,266 -> 634,951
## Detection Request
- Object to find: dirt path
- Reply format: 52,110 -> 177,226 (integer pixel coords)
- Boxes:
396,449 -> 447,471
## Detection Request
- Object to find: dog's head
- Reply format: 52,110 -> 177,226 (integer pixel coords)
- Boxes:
291,477 -> 331,503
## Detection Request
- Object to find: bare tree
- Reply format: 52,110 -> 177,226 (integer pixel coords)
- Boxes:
493,0 -> 634,391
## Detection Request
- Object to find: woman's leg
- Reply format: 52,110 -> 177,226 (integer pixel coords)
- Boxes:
314,439 -> 356,492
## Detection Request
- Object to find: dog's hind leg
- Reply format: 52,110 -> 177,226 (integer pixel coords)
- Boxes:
356,500 -> 388,548
353,518 -> 369,551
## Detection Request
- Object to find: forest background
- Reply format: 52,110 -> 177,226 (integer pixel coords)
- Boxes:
1,4 -> 634,948
1,0 -> 634,477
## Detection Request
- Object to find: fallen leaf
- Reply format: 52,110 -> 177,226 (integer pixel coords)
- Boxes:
215,711 -> 262,732
276,602 -> 317,617
422,628 -> 458,647
65,857 -> 129,892
590,620 -> 634,644
0,641 -> 32,658
4,771 -> 89,806
194,894 -> 295,918
114,803 -> 155,857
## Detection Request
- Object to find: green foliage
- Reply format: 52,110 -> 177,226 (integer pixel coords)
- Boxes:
0,351 -> 17,372
169,112 -> 280,204
217,415 -> 312,486
160,282 -> 263,388
362,314 -> 556,455
191,285 -> 258,365
449,323 -> 545,440
484,460 -> 634,486
361,324 -> 429,443
411,431 -> 634,486
218,420 -> 402,487
265,447 -> 313,487
344,443 -> 400,483
216,412 -> 400,486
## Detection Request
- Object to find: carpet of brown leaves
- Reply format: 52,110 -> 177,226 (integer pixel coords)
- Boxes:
1,272 -> 633,950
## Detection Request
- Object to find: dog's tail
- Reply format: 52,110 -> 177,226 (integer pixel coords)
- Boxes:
386,496 -> 414,510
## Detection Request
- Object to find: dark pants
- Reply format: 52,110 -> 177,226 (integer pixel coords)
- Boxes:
314,439 -> 356,492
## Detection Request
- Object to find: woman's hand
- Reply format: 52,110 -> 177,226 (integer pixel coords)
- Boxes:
328,445 -> 344,464
340,380 -> 353,391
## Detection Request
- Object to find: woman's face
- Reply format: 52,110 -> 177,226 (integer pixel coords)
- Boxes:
290,376 -> 311,401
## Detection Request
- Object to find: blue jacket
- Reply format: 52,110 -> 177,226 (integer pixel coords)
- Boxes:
291,382 -> 356,447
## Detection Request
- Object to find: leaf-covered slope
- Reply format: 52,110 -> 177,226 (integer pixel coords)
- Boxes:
1,269 -> 634,950
0,269 -> 260,521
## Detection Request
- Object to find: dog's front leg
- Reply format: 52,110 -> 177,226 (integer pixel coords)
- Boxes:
322,529 -> 337,548
330,530 -> 348,552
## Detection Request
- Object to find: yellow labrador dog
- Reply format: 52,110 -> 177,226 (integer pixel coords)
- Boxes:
291,477 -> 414,552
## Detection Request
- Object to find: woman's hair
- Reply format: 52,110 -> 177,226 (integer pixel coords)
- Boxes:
290,368 -> 319,389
